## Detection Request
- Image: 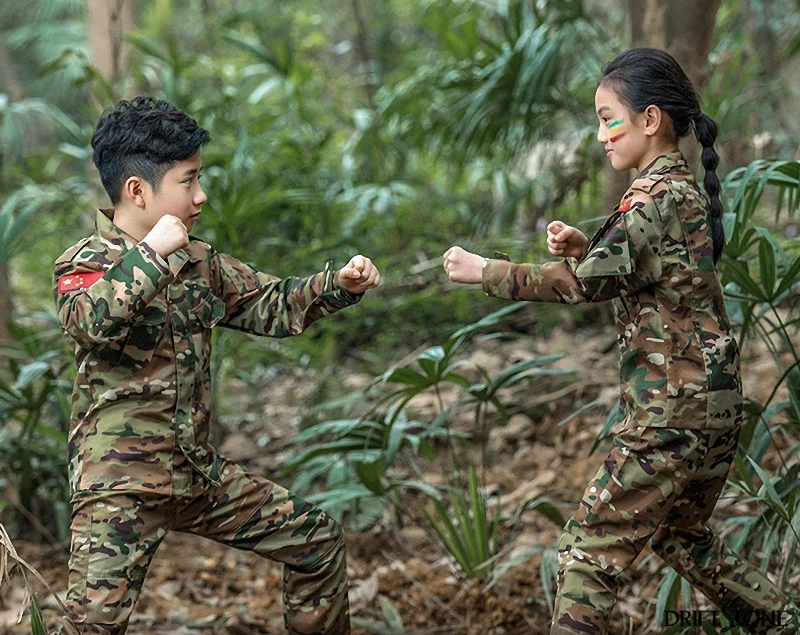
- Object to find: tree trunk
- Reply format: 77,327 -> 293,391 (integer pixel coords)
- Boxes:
602,0 -> 721,211
86,0 -> 135,100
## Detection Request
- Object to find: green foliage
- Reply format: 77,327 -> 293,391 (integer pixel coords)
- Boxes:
281,408 -> 444,529
720,160 -> 800,427
284,303 -> 569,583
0,317 -> 73,542
28,593 -> 46,635
425,465 -> 500,580
352,595 -> 405,635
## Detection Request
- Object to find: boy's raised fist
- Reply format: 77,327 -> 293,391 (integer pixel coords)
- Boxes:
337,255 -> 381,294
143,215 -> 190,258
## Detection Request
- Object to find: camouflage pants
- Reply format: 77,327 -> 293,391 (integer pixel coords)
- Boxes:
551,425 -> 799,635
64,455 -> 350,635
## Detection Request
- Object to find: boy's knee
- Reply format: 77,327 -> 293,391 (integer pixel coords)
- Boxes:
297,510 -> 347,573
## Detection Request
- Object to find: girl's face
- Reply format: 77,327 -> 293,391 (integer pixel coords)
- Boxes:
595,83 -> 653,172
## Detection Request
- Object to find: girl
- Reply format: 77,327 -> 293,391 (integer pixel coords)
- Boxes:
443,49 -> 798,635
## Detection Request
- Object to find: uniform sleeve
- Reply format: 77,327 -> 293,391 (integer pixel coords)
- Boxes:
482,190 -> 663,303
54,241 -> 173,349
212,253 -> 362,337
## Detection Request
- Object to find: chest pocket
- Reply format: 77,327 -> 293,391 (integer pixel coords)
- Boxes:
118,298 -> 169,370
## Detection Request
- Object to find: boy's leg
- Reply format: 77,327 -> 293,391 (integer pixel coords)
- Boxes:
650,426 -> 800,634
64,493 -> 171,635
175,456 -> 349,635
551,427 -> 713,635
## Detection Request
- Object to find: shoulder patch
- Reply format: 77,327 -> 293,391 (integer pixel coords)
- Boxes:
58,271 -> 105,293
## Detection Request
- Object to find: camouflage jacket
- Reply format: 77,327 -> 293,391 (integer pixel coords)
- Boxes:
55,209 -> 362,497
482,151 -> 741,430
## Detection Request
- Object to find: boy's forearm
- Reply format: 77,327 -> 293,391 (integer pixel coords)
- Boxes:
221,267 -> 362,337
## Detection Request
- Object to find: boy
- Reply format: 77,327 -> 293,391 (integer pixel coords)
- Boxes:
54,96 -> 379,635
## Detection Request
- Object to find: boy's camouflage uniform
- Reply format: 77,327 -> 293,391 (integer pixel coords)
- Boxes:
55,209 -> 358,634
482,152 -> 799,634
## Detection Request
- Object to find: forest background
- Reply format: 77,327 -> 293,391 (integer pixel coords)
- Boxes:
1,0 -> 799,633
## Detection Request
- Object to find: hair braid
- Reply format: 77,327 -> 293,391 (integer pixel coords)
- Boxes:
694,112 -> 724,263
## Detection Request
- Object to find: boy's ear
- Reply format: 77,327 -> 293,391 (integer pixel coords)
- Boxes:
122,176 -> 147,208
642,104 -> 664,137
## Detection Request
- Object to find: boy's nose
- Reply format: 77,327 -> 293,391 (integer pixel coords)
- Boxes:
195,187 -> 207,205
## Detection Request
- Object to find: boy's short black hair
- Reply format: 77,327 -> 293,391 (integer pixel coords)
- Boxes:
91,96 -> 210,204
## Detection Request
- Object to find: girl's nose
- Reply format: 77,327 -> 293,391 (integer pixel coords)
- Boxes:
597,125 -> 608,144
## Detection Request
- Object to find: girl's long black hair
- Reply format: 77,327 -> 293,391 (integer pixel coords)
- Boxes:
600,48 -> 724,263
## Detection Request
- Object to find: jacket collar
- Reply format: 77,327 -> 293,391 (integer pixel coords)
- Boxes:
95,208 -> 204,273
638,150 -> 690,179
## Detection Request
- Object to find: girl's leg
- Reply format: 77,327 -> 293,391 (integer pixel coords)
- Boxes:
551,427 -> 714,635
175,455 -> 349,635
65,493 -> 171,635
650,427 -> 799,634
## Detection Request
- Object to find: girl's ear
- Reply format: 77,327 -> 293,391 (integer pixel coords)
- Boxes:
642,104 -> 664,137
122,176 -> 147,208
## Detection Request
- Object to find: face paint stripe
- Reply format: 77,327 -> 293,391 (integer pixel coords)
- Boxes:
608,119 -> 626,143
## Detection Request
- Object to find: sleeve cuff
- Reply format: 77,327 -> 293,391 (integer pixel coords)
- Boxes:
111,241 -> 174,296
319,263 -> 364,309
481,258 -> 511,298
137,241 -> 172,277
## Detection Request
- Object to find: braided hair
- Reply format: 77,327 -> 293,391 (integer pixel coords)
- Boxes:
600,48 -> 724,263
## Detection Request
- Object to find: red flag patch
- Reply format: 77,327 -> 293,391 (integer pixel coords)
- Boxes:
618,197 -> 632,213
58,271 -> 105,293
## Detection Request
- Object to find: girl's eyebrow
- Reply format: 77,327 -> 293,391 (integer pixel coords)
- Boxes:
597,106 -> 612,116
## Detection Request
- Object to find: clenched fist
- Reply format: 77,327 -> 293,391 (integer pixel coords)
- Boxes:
442,246 -> 484,284
336,255 -> 381,294
142,215 -> 190,258
546,221 -> 589,260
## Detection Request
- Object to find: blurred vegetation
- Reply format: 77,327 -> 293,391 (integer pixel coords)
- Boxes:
1,0 -> 799,632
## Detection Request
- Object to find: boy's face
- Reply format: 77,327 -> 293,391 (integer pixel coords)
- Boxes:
139,151 -> 206,234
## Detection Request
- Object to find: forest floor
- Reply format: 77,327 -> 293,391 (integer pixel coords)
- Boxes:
0,306 -> 787,635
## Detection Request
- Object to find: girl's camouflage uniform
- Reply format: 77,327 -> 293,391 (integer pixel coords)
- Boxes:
54,209 -> 358,635
482,152 -> 798,634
